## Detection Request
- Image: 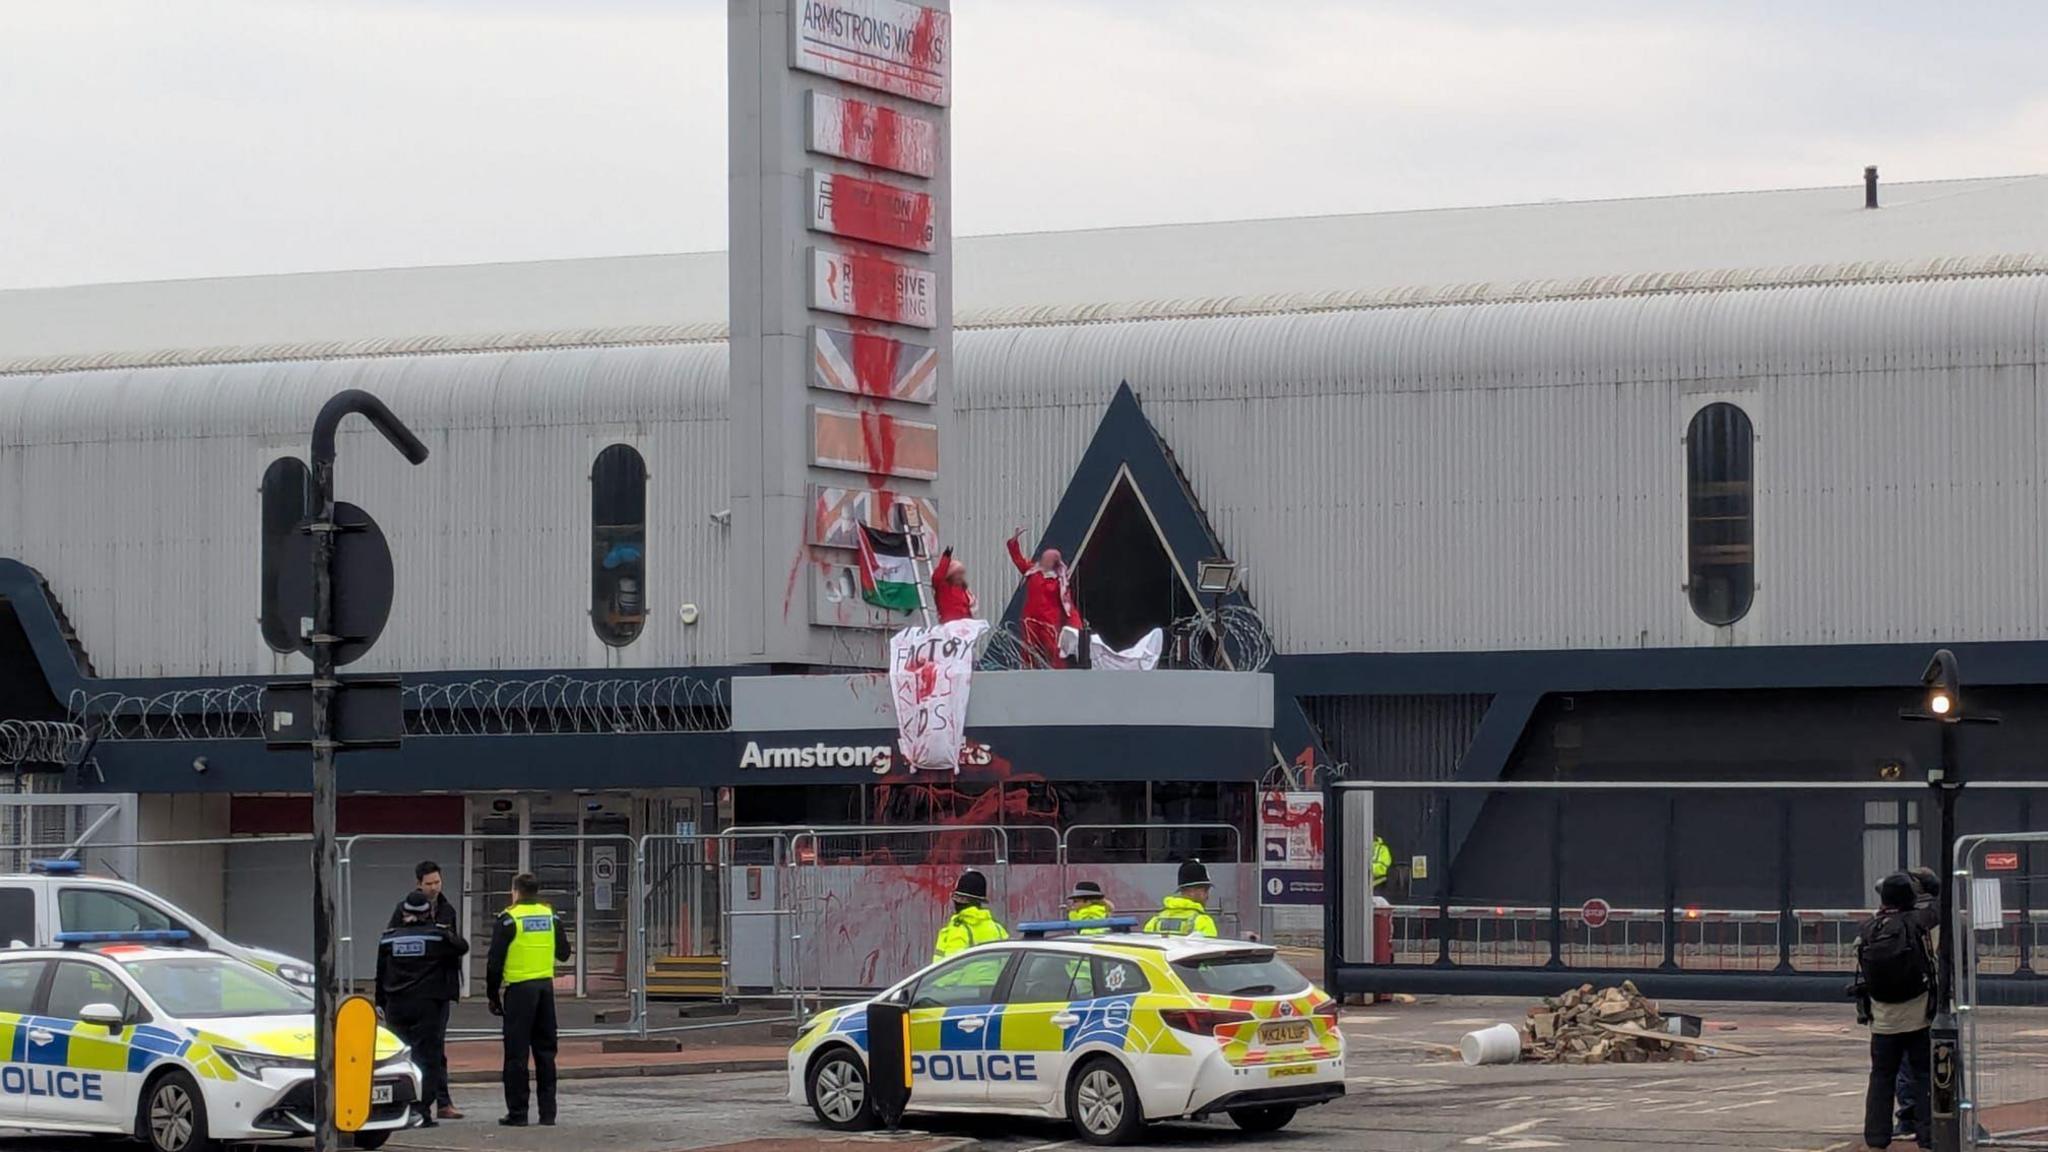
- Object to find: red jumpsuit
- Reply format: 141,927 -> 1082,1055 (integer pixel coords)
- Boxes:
1007,538 -> 1077,668
931,552 -> 976,623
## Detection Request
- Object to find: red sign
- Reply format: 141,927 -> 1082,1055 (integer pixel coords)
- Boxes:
1580,898 -> 1612,929
1986,852 -> 2021,872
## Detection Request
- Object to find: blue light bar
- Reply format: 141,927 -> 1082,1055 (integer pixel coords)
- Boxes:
1018,917 -> 1140,939
29,860 -> 83,875
55,930 -> 192,947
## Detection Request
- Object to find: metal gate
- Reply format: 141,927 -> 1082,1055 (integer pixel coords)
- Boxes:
1958,832 -> 2048,1149
1329,779 -> 2048,1001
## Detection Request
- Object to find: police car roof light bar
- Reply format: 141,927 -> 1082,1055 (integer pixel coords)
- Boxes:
29,860 -> 84,875
54,930 -> 193,948
1017,917 -> 1140,939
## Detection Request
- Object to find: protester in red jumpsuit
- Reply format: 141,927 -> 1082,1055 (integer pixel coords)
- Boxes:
1007,529 -> 1078,668
931,547 -> 977,624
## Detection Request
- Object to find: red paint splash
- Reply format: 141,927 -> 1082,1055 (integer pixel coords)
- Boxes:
858,408 -> 900,481
845,245 -> 907,325
823,171 -> 934,253
850,329 -> 904,398
908,7 -> 943,73
780,548 -> 806,620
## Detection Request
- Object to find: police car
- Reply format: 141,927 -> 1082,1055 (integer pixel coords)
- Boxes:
0,933 -> 421,1151
0,862 -> 315,990
788,922 -> 1345,1145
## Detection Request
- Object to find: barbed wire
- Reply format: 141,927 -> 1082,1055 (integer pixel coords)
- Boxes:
408,676 -> 729,735
68,687 -> 265,742
0,721 -> 84,767
975,605 -> 1274,672
68,675 -> 731,741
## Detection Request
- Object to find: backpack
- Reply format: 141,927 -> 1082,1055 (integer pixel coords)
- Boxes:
1859,911 -> 1932,1004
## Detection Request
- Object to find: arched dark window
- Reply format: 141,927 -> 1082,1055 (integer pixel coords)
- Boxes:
1685,403 -> 1755,626
259,456 -> 312,653
591,445 -> 648,646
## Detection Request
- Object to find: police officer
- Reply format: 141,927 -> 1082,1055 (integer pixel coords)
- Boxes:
375,889 -> 468,1128
386,861 -> 465,1121
485,873 -> 571,1127
1371,835 -> 1393,889
1145,860 -> 1220,937
1067,880 -> 1112,933
932,869 -> 1008,962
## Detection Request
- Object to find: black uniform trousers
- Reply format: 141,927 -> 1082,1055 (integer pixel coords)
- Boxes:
1865,1028 -> 1931,1148
501,978 -> 559,1121
383,996 -> 450,1113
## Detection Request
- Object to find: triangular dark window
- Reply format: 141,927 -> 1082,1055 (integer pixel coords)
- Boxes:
1071,471 -> 1199,651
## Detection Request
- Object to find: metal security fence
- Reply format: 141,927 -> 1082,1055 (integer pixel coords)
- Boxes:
1958,833 -> 2048,1149
1330,780 -> 2048,1001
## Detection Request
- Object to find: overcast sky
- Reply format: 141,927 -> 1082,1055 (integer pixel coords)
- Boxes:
4,0 -> 2046,289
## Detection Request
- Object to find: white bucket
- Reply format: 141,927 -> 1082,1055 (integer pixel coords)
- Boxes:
1460,1023 -> 1522,1066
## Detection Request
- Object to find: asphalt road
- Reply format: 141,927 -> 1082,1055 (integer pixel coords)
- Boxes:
374,1001 -> 1882,1152
0,1000 -> 1937,1151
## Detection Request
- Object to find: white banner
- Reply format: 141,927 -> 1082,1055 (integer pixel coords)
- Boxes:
888,618 -> 989,771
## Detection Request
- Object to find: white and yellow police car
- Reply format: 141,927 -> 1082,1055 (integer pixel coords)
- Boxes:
788,921 -> 1345,1145
0,932 -> 421,1151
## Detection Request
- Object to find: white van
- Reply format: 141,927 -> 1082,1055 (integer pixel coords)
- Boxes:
0,860 -> 314,988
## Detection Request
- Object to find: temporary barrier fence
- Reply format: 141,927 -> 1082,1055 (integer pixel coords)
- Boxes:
339,832 -> 640,1039
1058,822 -> 1250,940
636,830 -> 803,1038
1330,779 -> 2048,1001
1957,832 -> 2048,1150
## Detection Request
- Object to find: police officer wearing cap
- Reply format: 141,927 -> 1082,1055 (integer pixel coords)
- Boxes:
932,869 -> 1009,962
485,873 -> 571,1127
376,888 -> 468,1127
1145,859 -> 1220,937
1068,880 -> 1113,934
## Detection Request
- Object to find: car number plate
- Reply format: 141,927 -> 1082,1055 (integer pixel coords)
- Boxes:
370,1084 -> 394,1105
1269,1063 -> 1316,1078
1261,1020 -> 1310,1045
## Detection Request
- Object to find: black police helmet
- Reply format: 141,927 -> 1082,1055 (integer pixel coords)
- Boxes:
1069,880 -> 1105,902
401,888 -> 433,916
1177,859 -> 1211,890
954,869 -> 990,905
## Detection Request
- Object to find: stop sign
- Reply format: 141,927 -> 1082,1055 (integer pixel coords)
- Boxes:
1581,898 -> 1612,929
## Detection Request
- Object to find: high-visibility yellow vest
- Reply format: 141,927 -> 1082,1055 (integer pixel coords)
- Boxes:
1372,837 -> 1393,888
1144,895 -> 1218,937
503,902 -> 559,984
931,905 -> 1007,963
1071,902 -> 1112,935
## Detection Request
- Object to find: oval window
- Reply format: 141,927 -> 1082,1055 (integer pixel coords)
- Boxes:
259,457 -> 312,653
592,445 -> 648,646
1685,403 -> 1755,626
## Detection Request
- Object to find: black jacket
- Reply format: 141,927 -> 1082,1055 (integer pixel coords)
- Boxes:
386,893 -> 465,1001
375,921 -> 469,1007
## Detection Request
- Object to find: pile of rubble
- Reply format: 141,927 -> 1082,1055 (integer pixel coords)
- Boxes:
1523,981 -> 1692,1064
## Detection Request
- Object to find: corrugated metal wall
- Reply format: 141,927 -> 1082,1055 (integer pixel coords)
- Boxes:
3,273 -> 2044,677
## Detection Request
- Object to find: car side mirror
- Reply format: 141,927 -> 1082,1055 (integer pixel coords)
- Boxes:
79,1002 -> 125,1033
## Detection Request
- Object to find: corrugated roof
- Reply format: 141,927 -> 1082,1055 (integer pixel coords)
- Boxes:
3,174 -> 2044,368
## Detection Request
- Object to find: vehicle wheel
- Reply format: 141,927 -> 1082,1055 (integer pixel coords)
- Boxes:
140,1070 -> 216,1152
807,1047 -> 876,1131
1229,1104 -> 1298,1133
1067,1056 -> 1145,1146
350,1132 -> 391,1150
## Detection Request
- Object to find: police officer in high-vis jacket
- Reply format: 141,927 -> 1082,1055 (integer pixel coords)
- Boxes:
1068,880 -> 1113,934
1145,859 -> 1220,937
932,869 -> 1008,962
485,873 -> 571,1127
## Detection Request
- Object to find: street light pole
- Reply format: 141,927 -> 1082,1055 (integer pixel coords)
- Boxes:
1903,647 -> 1996,1152
306,392 -> 428,1152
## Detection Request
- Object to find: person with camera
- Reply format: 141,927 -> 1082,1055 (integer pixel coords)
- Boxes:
1851,872 -> 1934,1150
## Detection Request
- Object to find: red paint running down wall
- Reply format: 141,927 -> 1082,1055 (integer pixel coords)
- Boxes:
850,329 -> 904,398
845,245 -> 908,326
857,409 -> 901,483
908,6 -> 944,74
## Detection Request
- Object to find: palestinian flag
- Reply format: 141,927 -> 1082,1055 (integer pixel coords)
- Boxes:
857,524 -> 922,613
